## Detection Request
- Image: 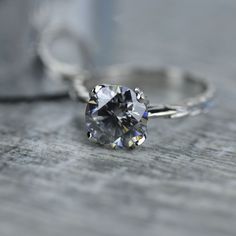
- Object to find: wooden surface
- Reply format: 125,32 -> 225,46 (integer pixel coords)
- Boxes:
0,1 -> 236,236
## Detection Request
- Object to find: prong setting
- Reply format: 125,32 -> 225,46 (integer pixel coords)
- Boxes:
135,87 -> 147,103
85,84 -> 149,149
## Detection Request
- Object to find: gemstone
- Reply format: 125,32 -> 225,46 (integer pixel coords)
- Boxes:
85,84 -> 149,149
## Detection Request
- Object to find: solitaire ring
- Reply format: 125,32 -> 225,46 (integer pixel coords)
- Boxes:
38,28 -> 215,149
72,66 -> 215,149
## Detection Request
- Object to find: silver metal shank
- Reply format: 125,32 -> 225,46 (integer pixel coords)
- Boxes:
72,66 -> 215,119
38,27 -> 214,119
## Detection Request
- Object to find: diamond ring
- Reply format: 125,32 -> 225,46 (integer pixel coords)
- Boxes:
72,66 -> 215,149
38,28 -> 215,149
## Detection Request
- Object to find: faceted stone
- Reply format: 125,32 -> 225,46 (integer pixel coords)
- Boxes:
85,84 -> 149,149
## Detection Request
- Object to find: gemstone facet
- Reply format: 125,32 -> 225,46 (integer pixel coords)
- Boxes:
85,84 -> 148,149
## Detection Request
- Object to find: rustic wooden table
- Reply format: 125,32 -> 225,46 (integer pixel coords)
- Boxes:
0,1 -> 235,236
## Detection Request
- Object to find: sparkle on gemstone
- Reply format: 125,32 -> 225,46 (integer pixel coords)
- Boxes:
85,84 -> 149,149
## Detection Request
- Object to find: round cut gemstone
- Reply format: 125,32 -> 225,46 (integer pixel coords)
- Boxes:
85,85 -> 149,149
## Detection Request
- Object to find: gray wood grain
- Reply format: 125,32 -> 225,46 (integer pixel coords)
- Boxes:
0,1 -> 236,236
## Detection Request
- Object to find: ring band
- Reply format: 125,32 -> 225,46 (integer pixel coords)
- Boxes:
71,66 -> 215,149
38,27 -> 215,149
72,66 -> 215,119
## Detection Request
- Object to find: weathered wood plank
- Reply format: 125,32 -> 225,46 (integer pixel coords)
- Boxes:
0,1 -> 236,236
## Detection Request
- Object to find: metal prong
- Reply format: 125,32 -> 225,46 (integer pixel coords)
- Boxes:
135,87 -> 146,103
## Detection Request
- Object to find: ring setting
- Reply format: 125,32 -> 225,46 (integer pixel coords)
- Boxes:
37,28 -> 215,150
80,67 -> 215,150
85,84 -> 149,149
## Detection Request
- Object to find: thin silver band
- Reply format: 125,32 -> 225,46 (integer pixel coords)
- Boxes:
38,27 -> 214,119
72,66 -> 215,119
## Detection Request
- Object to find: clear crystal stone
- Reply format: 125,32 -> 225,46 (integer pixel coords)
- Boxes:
85,84 -> 148,149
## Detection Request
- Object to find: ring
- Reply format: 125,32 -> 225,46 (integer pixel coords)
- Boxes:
38,28 -> 215,149
72,66 -> 215,149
